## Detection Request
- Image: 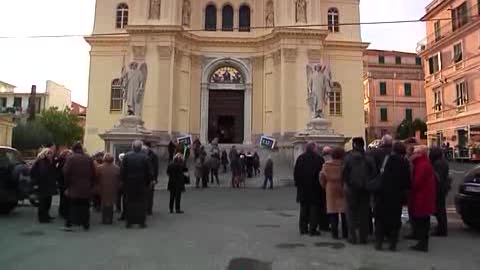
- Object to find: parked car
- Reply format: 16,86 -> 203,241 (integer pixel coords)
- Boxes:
368,139 -> 381,149
0,147 -> 37,214
455,165 -> 480,229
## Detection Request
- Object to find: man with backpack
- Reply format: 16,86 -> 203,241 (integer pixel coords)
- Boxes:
342,137 -> 376,244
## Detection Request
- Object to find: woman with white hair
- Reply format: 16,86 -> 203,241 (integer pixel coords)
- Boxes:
30,148 -> 57,223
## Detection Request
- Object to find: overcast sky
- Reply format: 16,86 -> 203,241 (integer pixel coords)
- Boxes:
0,0 -> 431,106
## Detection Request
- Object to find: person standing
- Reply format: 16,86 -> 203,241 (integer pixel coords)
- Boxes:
429,147 -> 451,237
321,146 -> 333,162
373,142 -> 410,251
31,148 -> 57,223
294,142 -> 325,236
121,140 -> 153,228
342,137 -> 376,244
96,153 -> 120,225
167,154 -> 187,214
195,156 -> 204,188
143,142 -> 159,216
253,152 -> 261,176
168,140 -> 176,162
63,143 -> 96,231
263,156 -> 274,189
408,145 -> 436,252
208,151 -> 220,185
57,150 -> 72,219
221,149 -> 229,173
92,152 -> 105,212
320,147 -> 347,240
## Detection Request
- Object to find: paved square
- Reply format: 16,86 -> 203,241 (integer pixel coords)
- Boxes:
0,187 -> 479,270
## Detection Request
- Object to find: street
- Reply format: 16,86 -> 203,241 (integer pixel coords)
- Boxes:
1,166 -> 479,270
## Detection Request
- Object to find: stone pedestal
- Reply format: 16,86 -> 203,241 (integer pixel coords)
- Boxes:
99,116 -> 161,160
293,118 -> 350,164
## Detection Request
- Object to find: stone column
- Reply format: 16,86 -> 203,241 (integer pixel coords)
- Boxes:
244,84 -> 253,144
200,83 -> 209,144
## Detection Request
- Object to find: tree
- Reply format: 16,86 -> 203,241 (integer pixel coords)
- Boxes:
38,107 -> 84,147
396,118 -> 427,140
12,120 -> 54,151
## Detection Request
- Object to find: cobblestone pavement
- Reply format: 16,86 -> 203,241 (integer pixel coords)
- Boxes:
1,187 -> 479,270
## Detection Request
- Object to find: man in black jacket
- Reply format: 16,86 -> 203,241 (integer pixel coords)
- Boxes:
143,142 -> 159,216
294,142 -> 325,236
121,140 -> 153,228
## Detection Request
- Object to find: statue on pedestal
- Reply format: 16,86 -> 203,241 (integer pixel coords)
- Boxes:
306,63 -> 332,119
121,62 -> 148,117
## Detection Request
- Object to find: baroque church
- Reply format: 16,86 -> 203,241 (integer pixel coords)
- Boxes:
84,0 -> 368,153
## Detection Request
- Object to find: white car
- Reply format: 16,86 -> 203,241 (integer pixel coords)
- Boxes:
368,140 -> 382,149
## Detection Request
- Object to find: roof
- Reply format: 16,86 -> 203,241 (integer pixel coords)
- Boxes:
71,101 -> 87,115
0,81 -> 17,88
364,49 -> 419,57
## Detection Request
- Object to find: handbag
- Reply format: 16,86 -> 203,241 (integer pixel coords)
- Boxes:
366,155 -> 389,192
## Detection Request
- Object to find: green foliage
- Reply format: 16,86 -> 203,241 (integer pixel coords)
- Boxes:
12,120 -> 54,151
396,118 -> 427,140
38,107 -> 84,147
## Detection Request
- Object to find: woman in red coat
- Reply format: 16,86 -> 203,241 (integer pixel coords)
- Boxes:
408,145 -> 436,252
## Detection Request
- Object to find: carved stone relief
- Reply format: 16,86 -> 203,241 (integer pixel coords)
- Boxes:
265,0 -> 274,27
182,0 -> 191,26
149,0 -> 161,20
296,0 -> 307,23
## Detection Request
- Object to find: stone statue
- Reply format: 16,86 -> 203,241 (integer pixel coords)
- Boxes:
149,0 -> 161,20
307,64 -> 332,118
265,0 -> 274,27
182,0 -> 191,26
121,62 -> 148,116
296,0 -> 307,23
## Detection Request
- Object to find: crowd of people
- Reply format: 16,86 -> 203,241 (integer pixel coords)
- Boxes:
294,135 -> 451,252
30,140 -> 163,230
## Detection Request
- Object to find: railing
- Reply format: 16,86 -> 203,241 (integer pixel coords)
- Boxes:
417,2 -> 480,53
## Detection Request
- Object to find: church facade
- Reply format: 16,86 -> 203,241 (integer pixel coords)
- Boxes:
84,0 -> 368,153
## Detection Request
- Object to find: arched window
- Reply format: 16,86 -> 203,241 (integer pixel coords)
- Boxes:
210,66 -> 244,84
327,8 -> 339,32
222,5 -> 234,31
239,5 -> 251,32
116,3 -> 129,29
205,4 -> 217,31
110,79 -> 123,111
329,82 -> 342,116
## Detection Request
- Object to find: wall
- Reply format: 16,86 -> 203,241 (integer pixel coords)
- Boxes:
0,116 -> 15,146
45,80 -> 72,110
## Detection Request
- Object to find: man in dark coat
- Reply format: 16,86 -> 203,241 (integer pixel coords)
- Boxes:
31,148 -> 57,223
374,142 -> 411,251
294,142 -> 325,236
121,140 -> 153,228
63,143 -> 96,231
429,147 -> 450,237
263,156 -> 273,189
168,140 -> 176,161
343,137 -> 376,244
167,153 -> 187,213
143,142 -> 159,216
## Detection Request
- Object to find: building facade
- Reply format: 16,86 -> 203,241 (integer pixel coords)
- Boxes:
84,0 -> 368,153
0,80 -> 72,115
363,50 -> 426,141
418,0 -> 480,155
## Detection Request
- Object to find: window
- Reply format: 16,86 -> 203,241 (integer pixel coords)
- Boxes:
415,57 -> 422,65
13,97 -> 22,108
434,21 -> 441,41
433,89 -> 442,111
205,4 -> 217,31
0,97 -> 6,109
452,2 -> 468,31
116,3 -> 129,29
380,108 -> 388,122
239,5 -> 251,32
222,5 -> 233,31
453,42 -> 463,63
428,53 -> 441,74
327,8 -> 339,32
379,55 -> 385,64
456,81 -> 468,106
379,82 -> 387,96
35,97 -> 42,113
405,109 -> 413,121
110,79 -> 123,111
404,83 -> 412,96
329,82 -> 342,116
395,56 -> 402,65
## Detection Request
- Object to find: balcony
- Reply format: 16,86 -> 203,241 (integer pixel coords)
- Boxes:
417,2 -> 480,53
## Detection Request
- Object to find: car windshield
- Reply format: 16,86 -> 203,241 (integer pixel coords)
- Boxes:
0,149 -> 23,168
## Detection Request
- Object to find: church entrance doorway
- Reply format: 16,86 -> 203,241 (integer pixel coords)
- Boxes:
208,90 -> 245,144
